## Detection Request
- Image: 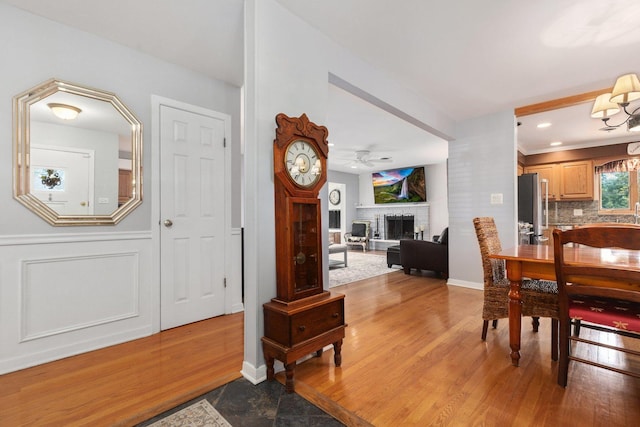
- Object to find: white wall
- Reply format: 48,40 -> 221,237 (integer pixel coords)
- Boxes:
0,4 -> 242,373
447,111 -> 517,290
242,0 -> 456,382
426,162 -> 449,237
327,170 -> 360,233
0,3 -> 242,235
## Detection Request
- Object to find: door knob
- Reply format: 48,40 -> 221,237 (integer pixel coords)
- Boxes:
164,219 -> 173,227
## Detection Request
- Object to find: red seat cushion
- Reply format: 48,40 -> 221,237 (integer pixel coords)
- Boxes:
569,297 -> 640,333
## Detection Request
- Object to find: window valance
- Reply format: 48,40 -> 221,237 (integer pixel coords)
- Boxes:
595,158 -> 640,174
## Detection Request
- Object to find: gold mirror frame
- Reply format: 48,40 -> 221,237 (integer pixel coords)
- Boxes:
13,79 -> 143,226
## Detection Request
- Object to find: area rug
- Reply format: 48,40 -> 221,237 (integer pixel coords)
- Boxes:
148,399 -> 231,427
329,252 -> 399,287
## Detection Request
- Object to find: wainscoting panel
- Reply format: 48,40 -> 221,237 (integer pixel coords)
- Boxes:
21,252 -> 140,342
0,233 -> 153,374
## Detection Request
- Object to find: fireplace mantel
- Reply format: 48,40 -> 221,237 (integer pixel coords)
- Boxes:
356,203 -> 429,209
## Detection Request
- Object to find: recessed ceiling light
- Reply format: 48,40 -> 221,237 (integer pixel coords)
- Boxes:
550,141 -> 563,146
537,122 -> 552,128
328,142 -> 335,147
350,165 -> 357,169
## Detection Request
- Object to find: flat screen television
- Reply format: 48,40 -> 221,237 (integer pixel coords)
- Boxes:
372,166 -> 426,204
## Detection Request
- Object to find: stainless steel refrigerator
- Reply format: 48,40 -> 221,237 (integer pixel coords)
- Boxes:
518,173 -> 548,244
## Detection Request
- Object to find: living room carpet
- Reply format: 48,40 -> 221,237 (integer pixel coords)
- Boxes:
329,252 -> 399,287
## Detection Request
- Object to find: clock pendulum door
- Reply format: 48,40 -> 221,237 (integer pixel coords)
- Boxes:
287,198 -> 324,298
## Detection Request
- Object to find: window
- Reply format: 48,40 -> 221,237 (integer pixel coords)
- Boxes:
599,170 -> 638,213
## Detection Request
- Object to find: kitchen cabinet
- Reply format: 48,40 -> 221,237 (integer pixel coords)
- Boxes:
524,160 -> 594,201
558,160 -> 594,200
523,164 -> 559,200
118,169 -> 133,206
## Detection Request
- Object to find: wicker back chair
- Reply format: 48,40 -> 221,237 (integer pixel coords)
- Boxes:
473,217 -> 559,359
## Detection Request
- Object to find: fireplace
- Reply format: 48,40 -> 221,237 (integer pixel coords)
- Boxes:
385,214 -> 414,240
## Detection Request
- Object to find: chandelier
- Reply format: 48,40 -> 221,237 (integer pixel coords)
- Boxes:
591,73 -> 640,132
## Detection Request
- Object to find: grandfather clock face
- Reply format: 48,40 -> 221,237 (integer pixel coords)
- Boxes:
273,113 -> 329,302
285,140 -> 322,189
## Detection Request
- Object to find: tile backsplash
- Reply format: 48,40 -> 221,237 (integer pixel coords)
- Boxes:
547,200 -> 636,225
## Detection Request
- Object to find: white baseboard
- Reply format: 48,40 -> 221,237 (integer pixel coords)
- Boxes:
230,303 -> 245,313
0,325 -> 152,375
241,360 -> 267,384
447,278 -> 483,290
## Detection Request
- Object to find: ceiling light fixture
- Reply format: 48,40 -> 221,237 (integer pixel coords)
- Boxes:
48,103 -> 82,120
550,141 -> 563,146
591,73 -> 640,132
537,122 -> 552,128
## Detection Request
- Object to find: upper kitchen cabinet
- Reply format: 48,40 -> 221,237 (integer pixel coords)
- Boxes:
523,163 -> 559,200
524,160 -> 594,201
558,160 -> 594,200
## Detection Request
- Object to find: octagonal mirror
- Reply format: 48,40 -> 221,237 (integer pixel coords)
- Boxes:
13,79 -> 143,226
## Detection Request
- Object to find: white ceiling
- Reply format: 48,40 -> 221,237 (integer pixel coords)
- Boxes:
5,0 -> 640,170
327,84 -> 448,173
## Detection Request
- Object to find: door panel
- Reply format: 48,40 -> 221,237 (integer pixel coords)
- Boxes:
31,146 -> 94,215
160,106 -> 226,330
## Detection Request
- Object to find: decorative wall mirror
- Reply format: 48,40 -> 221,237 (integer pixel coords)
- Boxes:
13,79 -> 143,225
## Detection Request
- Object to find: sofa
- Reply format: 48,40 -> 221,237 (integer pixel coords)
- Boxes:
399,227 -> 449,278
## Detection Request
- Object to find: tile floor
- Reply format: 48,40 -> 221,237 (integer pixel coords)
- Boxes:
137,377 -> 345,426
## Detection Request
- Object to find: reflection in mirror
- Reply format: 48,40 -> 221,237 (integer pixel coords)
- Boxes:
14,79 -> 142,225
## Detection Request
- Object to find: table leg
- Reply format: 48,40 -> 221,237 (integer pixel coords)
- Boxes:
265,354 -> 275,381
333,339 -> 343,367
284,363 -> 296,393
506,260 -> 523,366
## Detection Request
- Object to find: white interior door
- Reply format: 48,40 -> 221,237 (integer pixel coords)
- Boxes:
31,146 -> 94,215
160,105 -> 227,330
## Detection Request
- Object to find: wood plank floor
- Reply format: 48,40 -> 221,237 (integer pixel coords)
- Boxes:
0,313 -> 244,426
1,268 -> 639,426
293,271 -> 640,426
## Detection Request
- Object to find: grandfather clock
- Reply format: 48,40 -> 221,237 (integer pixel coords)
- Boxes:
262,113 -> 346,393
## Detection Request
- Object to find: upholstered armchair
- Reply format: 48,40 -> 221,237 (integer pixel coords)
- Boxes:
344,220 -> 370,252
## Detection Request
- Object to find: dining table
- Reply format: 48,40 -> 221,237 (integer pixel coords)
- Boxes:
491,243 -> 640,366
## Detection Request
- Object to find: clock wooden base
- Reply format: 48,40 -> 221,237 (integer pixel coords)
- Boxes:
262,291 -> 346,393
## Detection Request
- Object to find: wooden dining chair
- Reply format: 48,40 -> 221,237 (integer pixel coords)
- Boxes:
552,226 -> 640,387
570,222 -> 640,337
473,217 -> 559,360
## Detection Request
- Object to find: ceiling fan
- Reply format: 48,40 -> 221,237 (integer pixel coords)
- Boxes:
341,150 -> 392,168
